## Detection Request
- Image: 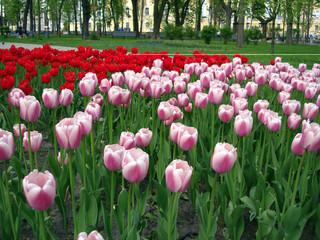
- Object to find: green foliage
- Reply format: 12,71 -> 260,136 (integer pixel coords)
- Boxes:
244,27 -> 263,45
0,26 -> 10,36
220,26 -> 233,44
184,26 -> 195,39
164,24 -> 183,40
201,25 -> 218,44
89,31 -> 100,40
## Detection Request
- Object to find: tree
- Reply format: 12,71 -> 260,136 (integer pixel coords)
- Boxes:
131,0 -> 139,36
3,0 -> 22,26
151,0 -> 167,39
82,0 -> 90,39
195,0 -> 205,36
171,0 -> 192,27
23,0 -> 32,31
73,0 -> 78,35
236,0 -> 247,48
285,0 -> 293,44
219,0 -> 233,28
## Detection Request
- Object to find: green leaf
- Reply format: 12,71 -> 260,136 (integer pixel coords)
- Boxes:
283,205 -> 301,234
47,151 -> 60,179
240,196 -> 257,221
136,188 -> 148,218
117,189 -> 128,214
154,180 -> 168,216
87,193 -> 98,227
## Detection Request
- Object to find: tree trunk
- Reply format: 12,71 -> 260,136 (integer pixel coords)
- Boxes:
23,0 -> 31,31
174,0 -> 191,27
195,0 -> 203,38
131,0 -> 139,36
236,0 -> 245,48
73,0 -> 78,35
271,18 -> 275,54
261,21 -> 267,42
296,17 -> 300,44
30,0 -> 33,32
140,0 -> 145,34
285,0 -> 293,44
152,0 -> 167,39
302,12 -> 305,43
102,0 -> 106,35
82,0 -> 90,39
37,0 -> 40,39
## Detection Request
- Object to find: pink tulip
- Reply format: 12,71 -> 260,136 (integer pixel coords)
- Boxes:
218,104 -> 234,122
111,72 -> 124,86
302,103 -> 319,121
232,97 -> 248,115
13,123 -> 26,137
74,111 -> 93,136
57,152 -> 69,166
167,97 -> 178,106
174,80 -> 186,94
23,170 -> 56,211
19,96 -> 41,122
99,78 -> 111,93
85,102 -> 101,121
291,133 -> 305,156
235,69 -> 246,83
282,83 -> 293,93
165,159 -> 193,193
299,63 -> 307,72
8,88 -> 25,107
245,66 -> 254,78
195,92 -> 208,109
211,142 -> 237,174
232,57 -> 242,68
258,109 -> 278,125
234,88 -> 247,99
287,113 -> 301,130
170,123 -> 184,143
121,89 -> 131,105
124,70 -> 135,84
245,82 -> 258,96
78,230 -> 104,240
278,91 -> 291,104
42,88 -> 59,109
229,84 -> 241,94
149,82 -> 164,98
103,144 -> 125,171
141,67 -> 150,77
255,71 -> 268,85
253,100 -> 269,114
221,63 -> 232,76
149,67 -> 162,77
153,59 -> 163,69
184,64 -> 194,75
23,131 -> 42,152
92,93 -> 104,106
169,71 -> 180,81
59,89 -> 73,106
317,95 -> 320,107
119,131 -> 136,150
158,102 -> 174,120
0,129 -> 15,161
108,86 -> 122,105
188,82 -> 201,98
300,120 -> 320,152
184,103 -> 192,112
282,100 -> 301,116
135,128 -> 152,148
172,106 -> 184,121
305,86 -> 318,99
84,72 -> 98,87
200,72 -> 213,89
266,115 -> 282,132
122,148 -> 149,183
161,78 -> 173,94
275,57 -> 282,63
208,87 -> 224,105
279,72 -> 289,82
128,76 -> 142,92
269,78 -> 283,92
177,94 -> 189,107
79,78 -> 96,97
297,80 -> 307,92
177,125 -> 198,151
195,66 -> 203,76
234,110 -> 253,137
55,118 -> 82,149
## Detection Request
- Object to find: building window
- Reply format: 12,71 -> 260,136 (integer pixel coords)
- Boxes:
277,23 -> 280,28
316,25 -> 319,31
246,23 -> 250,29
145,7 -> 149,16
146,22 -> 149,28
164,7 -> 169,16
126,22 -> 129,28
259,23 -> 262,28
125,7 -> 130,16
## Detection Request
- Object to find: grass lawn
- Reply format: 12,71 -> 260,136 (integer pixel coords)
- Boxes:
2,34 -> 320,67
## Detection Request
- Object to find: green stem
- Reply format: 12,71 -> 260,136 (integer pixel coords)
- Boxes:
127,182 -> 133,230
290,153 -> 306,206
206,172 -> 218,237
53,108 -> 58,160
34,151 -> 38,170
5,161 -> 16,240
90,130 -> 96,190
239,137 -> 245,198
17,108 -> 27,172
264,131 -> 272,179
109,105 -> 114,144
121,106 -> 125,132
109,171 -> 115,240
152,98 -> 155,132
39,210 -> 46,240
211,104 -> 215,153
280,115 -> 287,158
142,93 -> 146,126
68,149 -> 78,238
281,155 -> 295,222
27,122 -> 34,171
172,142 -> 176,160
258,127 -> 267,172
0,169 -> 7,212
130,92 -> 134,130
168,192 -> 177,240
82,139 -> 87,189
221,122 -> 224,142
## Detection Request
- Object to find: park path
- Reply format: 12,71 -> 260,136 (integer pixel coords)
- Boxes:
0,42 -> 77,51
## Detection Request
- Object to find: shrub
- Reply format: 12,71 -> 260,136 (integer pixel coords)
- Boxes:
184,26 -> 195,39
173,26 -> 184,40
247,27 -> 263,45
89,31 -> 100,40
164,23 -> 176,40
220,26 -> 233,44
201,26 -> 218,44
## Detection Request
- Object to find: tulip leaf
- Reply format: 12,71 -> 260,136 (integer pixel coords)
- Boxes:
136,187 -> 148,218
101,201 -> 112,240
154,180 -> 168,217
283,205 -> 301,234
47,151 -> 60,179
87,193 -> 98,227
240,196 -> 256,221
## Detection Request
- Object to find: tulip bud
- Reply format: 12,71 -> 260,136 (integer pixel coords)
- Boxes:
55,118 -> 82,149
135,128 -> 152,148
0,128 -> 15,161
59,89 -> 73,106
103,144 -> 125,171
119,131 -> 136,150
287,113 -> 301,130
291,133 -> 305,156
13,123 -> 26,138
8,88 -> 25,107
211,142 -> 237,173
218,104 -> 234,123
19,96 -> 41,122
42,88 -> 59,109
